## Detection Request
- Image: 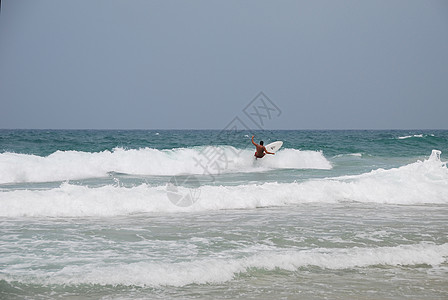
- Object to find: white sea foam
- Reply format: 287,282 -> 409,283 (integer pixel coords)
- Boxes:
3,242 -> 447,287
1,150 -> 446,217
333,153 -> 363,158
0,147 -> 331,184
397,134 -> 424,139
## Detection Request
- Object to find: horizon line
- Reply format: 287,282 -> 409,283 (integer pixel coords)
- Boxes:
1,128 -> 447,131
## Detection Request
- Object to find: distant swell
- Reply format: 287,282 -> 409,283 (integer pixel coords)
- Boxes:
1,150 -> 446,217
0,147 -> 331,184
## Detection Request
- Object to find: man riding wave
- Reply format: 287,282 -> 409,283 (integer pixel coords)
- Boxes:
252,136 -> 275,159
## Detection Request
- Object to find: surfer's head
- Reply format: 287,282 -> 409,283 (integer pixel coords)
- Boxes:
260,141 -> 264,146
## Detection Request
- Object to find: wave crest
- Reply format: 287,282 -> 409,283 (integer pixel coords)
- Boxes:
1,150 -> 446,217
0,147 -> 331,184
3,243 -> 446,287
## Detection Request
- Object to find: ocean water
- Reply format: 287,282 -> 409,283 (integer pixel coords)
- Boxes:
0,129 -> 447,299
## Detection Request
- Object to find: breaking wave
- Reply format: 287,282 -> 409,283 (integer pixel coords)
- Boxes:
0,146 -> 331,184
1,242 -> 446,287
1,150 -> 446,217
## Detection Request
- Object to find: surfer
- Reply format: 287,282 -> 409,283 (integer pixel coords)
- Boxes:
252,136 -> 275,159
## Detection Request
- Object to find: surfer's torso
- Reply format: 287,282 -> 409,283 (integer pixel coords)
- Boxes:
254,145 -> 266,158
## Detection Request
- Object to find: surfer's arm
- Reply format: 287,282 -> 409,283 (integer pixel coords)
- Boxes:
251,136 -> 257,146
264,147 -> 275,155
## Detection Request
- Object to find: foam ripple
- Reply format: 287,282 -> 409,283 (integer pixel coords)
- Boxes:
2,242 -> 447,287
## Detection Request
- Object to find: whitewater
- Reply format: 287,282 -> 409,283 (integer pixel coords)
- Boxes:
0,146 -> 331,184
1,130 -> 447,299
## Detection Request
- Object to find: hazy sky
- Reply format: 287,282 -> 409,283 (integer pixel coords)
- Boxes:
1,0 -> 447,129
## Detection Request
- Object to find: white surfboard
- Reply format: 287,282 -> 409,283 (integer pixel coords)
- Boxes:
264,141 -> 283,153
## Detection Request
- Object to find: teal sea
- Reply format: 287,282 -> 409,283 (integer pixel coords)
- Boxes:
1,130 -> 448,299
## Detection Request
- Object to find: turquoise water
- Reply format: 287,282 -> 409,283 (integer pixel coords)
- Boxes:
1,129 -> 445,157
1,130 -> 447,299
